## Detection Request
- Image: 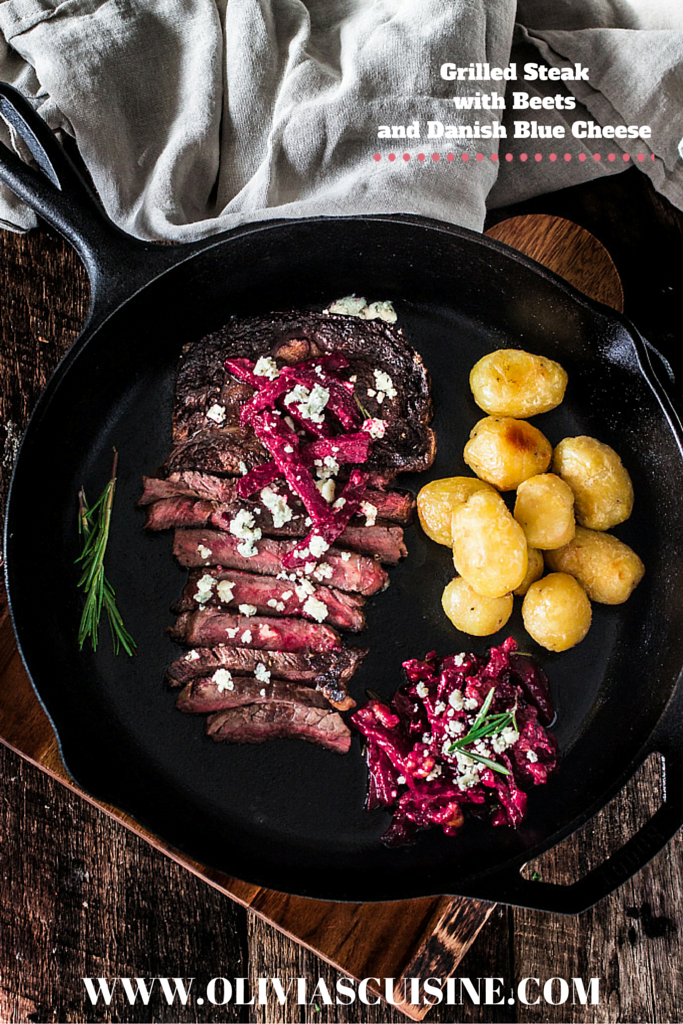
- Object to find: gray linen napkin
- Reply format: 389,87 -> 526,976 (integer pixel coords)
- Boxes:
0,0 -> 681,239
0,0 -> 515,238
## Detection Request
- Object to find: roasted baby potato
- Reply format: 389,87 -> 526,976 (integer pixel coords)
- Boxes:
552,435 -> 634,530
417,476 -> 496,547
451,490 -> 528,597
464,416 -> 553,491
544,526 -> 645,604
522,572 -> 592,652
514,547 -> 545,596
514,473 -> 575,550
469,348 -> 568,418
442,577 -> 513,636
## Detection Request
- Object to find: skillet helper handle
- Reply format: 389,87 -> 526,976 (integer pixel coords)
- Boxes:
0,82 -> 161,324
471,732 -> 683,915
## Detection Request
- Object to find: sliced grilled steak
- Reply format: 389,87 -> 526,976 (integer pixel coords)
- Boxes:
173,568 -> 365,632
139,474 -> 414,523
167,608 -> 341,652
173,529 -> 388,595
207,702 -> 352,754
177,675 -> 331,714
147,499 -> 405,563
163,427 -> 266,476
173,311 -> 435,475
166,646 -> 366,708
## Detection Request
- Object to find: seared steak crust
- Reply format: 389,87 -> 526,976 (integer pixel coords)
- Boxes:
173,311 -> 435,474
167,608 -> 341,652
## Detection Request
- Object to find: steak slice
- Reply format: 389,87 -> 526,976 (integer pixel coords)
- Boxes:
174,311 -> 435,474
176,675 -> 331,714
173,529 -> 388,595
139,474 -> 415,524
163,427 -> 266,476
206,702 -> 352,754
165,646 -> 366,709
147,499 -> 405,563
173,568 -> 365,632
167,608 -> 341,652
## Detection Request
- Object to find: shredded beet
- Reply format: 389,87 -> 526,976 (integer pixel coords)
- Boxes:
225,353 -> 381,571
351,637 -> 558,846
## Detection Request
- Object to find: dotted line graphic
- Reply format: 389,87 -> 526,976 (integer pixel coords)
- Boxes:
373,152 -> 655,163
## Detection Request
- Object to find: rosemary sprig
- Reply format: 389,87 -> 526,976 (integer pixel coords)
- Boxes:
76,450 -> 136,656
447,686 -> 517,776
354,393 -> 372,420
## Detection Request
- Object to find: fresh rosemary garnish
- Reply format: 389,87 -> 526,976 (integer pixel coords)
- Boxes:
76,450 -> 136,656
447,686 -> 517,776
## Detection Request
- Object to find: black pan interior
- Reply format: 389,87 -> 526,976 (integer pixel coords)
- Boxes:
7,217 -> 683,901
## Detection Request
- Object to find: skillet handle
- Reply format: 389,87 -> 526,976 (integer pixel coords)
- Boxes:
464,732 -> 683,915
0,82 -> 178,325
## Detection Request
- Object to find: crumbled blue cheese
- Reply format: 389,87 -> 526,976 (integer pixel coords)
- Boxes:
294,578 -> 315,601
448,689 -> 464,711
333,496 -> 346,510
241,629 -> 253,644
238,604 -> 257,617
526,750 -> 539,763
325,294 -> 368,317
446,719 -> 465,737
267,598 -> 285,612
434,701 -> 446,716
185,650 -> 200,662
308,535 -> 329,559
226,627 -> 240,638
457,770 -> 481,791
340,550 -> 352,562
416,682 -> 428,699
421,732 -> 432,744
360,501 -> 377,527
452,653 -> 466,667
280,590 -> 293,600
316,478 -> 336,503
362,417 -> 387,440
303,595 -> 328,622
260,486 -> 293,528
197,544 -> 212,560
194,573 -> 216,605
373,369 -> 397,404
238,460 -> 248,475
491,726 -> 519,754
284,383 -> 330,424
229,508 -> 262,557
253,356 -> 280,380
212,668 -> 234,692
425,764 -> 442,782
206,403 -> 226,424
254,663 -> 271,684
216,580 -> 235,603
363,300 -> 397,323
313,562 -> 333,581
324,295 -> 397,323
464,697 -> 479,711
396,775 -> 406,785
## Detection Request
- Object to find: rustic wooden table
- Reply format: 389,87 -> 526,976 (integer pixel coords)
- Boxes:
1,168 -> 682,1024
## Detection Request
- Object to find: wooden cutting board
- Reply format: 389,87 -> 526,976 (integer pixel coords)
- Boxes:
0,213 -> 623,1021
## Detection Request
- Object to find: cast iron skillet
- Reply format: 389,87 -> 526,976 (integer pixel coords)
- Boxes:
3,84 -> 683,914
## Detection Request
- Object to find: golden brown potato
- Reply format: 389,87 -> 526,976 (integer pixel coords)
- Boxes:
544,526 -> 645,604
514,547 -> 545,596
451,490 -> 528,597
463,416 -> 553,491
417,476 -> 496,547
552,435 -> 634,530
514,473 -> 576,550
522,572 -> 592,652
470,348 -> 568,418
442,577 -> 513,636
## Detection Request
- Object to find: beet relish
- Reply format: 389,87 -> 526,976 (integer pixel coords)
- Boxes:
350,637 -> 558,846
